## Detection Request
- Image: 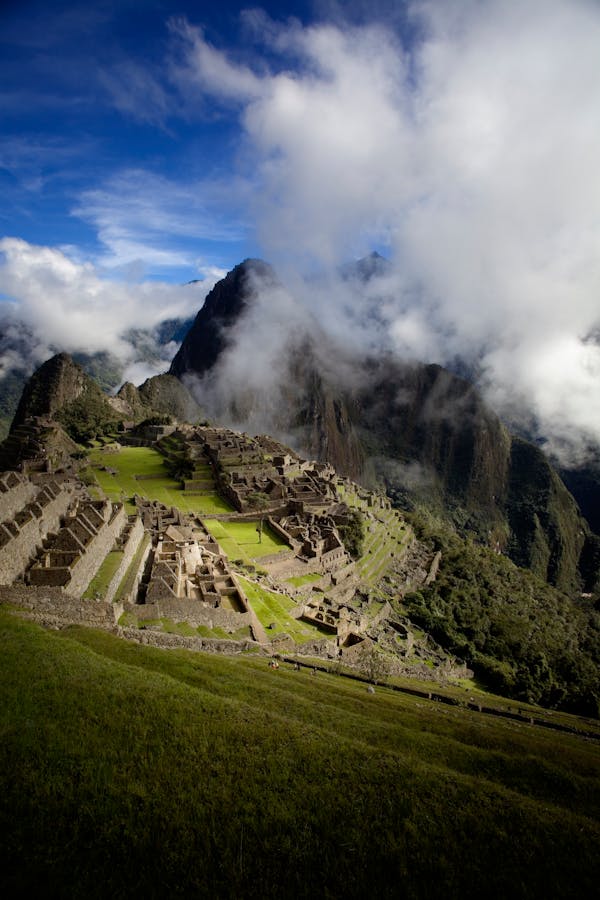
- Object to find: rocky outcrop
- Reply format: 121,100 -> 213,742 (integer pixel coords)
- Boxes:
10,353 -> 88,429
170,259 -> 277,379
111,374 -> 201,424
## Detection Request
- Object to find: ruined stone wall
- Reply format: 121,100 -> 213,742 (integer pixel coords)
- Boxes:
318,546 -> 348,573
125,597 -> 252,632
0,473 -> 36,522
0,483 -> 74,584
266,516 -> 301,550
68,505 -> 127,597
105,516 -> 145,603
0,583 -> 118,628
118,626 -> 266,655
29,566 -> 71,587
425,550 -> 442,586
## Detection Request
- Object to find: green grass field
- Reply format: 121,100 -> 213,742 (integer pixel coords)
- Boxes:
1,609 -> 599,899
86,446 -> 233,515
82,550 -> 123,599
203,518 -> 289,561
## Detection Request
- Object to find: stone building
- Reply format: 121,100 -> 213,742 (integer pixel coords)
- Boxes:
0,478 -> 76,584
28,498 -> 126,596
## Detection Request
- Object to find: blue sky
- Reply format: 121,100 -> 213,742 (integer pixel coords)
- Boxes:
1,0 -> 290,280
2,0 -> 600,458
1,0 -> 410,282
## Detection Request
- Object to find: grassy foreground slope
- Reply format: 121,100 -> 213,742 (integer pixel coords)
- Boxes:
1,611 -> 600,899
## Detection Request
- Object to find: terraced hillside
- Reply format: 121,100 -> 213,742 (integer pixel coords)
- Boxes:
337,482 -> 413,586
77,440 -> 443,672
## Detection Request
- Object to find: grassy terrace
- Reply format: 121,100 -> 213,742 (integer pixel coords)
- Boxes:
238,576 -> 331,643
286,572 -> 323,587
203,518 -> 290,563
82,551 -> 123,599
86,446 -> 232,515
1,610 -> 599,898
114,533 -> 150,602
353,504 -> 411,586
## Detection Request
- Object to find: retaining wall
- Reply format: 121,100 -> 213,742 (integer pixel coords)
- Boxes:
0,583 -> 118,628
124,597 -> 252,632
105,516 -> 145,603
0,484 -> 74,585
0,473 -> 36,522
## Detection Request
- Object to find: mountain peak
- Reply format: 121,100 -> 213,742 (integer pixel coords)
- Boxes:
10,352 -> 87,429
169,259 -> 278,380
340,251 -> 391,282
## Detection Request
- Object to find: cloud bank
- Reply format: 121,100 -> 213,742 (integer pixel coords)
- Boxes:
172,0 -> 600,462
0,237 -> 219,384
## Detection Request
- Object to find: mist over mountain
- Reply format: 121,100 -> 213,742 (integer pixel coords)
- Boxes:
0,310 -> 195,440
170,257 -> 600,595
2,247 -> 600,596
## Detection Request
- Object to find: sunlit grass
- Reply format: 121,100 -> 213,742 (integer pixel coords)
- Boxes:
286,572 -> 323,587
203,518 -> 289,560
82,551 -> 123,599
87,446 -> 233,514
238,576 -> 330,643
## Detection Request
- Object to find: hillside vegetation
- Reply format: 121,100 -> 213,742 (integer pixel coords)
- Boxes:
1,609 -> 599,899
404,512 -> 600,715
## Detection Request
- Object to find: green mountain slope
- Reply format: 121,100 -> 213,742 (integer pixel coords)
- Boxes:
1,610 -> 599,899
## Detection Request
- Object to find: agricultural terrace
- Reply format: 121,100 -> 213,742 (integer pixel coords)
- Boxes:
237,576 -> 335,643
86,446 -> 232,515
202,518 -> 290,563
338,484 -> 412,587
82,551 -> 123,599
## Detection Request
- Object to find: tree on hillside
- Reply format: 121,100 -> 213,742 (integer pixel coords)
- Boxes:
359,643 -> 391,684
339,509 -> 365,559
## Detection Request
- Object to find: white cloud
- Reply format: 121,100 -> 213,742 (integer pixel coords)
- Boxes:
169,17 -> 263,103
0,237 -> 216,377
175,0 -> 600,460
72,169 -> 247,274
99,61 -> 176,128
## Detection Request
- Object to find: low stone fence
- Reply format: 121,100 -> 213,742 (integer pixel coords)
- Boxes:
118,626 -> 268,655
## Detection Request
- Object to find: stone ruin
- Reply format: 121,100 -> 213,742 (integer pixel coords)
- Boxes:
134,504 -> 249,614
0,470 -> 148,605
0,423 -> 448,673
28,497 -> 127,596
0,473 -> 77,585
175,426 -> 337,514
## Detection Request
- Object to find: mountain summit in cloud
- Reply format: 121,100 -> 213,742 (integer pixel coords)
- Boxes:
169,258 -> 600,596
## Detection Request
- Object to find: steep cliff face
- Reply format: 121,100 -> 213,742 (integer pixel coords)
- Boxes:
169,259 -> 277,379
286,346 -> 366,480
504,438 -> 595,594
351,360 -> 511,522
